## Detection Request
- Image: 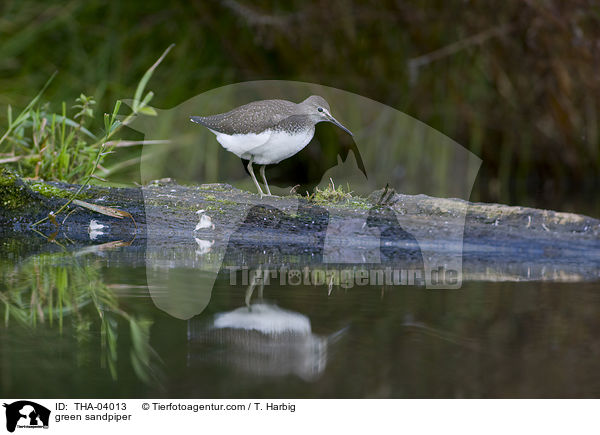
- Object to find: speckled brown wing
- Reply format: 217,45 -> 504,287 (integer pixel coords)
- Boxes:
190,99 -> 298,135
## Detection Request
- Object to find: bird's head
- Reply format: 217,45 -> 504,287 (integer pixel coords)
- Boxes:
301,95 -> 353,136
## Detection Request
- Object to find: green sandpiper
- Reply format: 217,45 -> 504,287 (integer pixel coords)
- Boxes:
190,95 -> 353,197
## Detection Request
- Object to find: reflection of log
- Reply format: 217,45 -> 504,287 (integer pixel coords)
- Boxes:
1,170 -> 599,283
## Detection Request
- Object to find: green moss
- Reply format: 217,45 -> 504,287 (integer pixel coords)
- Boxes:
0,169 -> 28,210
28,182 -> 74,199
346,198 -> 371,210
309,185 -> 371,210
214,198 -> 237,206
205,194 -> 216,201
26,181 -> 99,203
310,180 -> 357,206
205,204 -> 225,214
198,184 -> 232,192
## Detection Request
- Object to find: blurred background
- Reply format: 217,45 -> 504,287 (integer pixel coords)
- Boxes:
1,0 -> 598,214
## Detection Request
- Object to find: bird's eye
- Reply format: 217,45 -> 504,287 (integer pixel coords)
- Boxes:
317,107 -> 323,112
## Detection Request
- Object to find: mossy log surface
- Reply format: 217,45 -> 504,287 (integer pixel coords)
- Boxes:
1,169 -> 599,283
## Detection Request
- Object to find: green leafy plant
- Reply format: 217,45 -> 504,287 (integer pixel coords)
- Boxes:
0,44 -> 175,227
0,44 -> 174,186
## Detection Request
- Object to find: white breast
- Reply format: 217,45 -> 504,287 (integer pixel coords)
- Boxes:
211,127 -> 315,165
212,129 -> 271,158
250,128 -> 315,165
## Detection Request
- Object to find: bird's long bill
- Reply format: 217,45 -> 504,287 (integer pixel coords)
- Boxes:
326,114 -> 353,136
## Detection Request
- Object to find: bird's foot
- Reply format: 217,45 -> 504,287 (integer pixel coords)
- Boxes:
376,184 -> 398,207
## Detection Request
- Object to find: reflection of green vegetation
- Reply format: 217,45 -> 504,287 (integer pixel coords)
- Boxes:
0,252 -> 161,384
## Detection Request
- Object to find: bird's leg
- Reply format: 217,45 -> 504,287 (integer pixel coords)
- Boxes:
259,165 -> 272,196
245,278 -> 256,309
245,265 -> 263,309
247,157 -> 265,197
258,279 -> 264,299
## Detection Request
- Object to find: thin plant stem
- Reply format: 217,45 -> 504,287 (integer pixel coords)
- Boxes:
31,139 -> 107,227
29,44 -> 175,228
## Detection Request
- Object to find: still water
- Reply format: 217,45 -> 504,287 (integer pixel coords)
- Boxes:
1,233 -> 599,398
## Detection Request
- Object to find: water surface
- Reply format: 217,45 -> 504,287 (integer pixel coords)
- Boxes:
1,233 -> 599,398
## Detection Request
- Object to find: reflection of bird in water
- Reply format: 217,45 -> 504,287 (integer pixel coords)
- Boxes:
187,302 -> 346,381
190,200 -> 342,381
366,186 -> 425,282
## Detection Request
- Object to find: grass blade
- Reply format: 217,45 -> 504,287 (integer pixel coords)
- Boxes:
132,44 -> 174,112
0,71 -> 57,147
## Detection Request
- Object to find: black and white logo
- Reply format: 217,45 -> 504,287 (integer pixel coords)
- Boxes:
3,401 -> 50,433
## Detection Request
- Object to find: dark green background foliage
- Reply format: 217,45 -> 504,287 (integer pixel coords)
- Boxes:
1,0 -> 598,212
